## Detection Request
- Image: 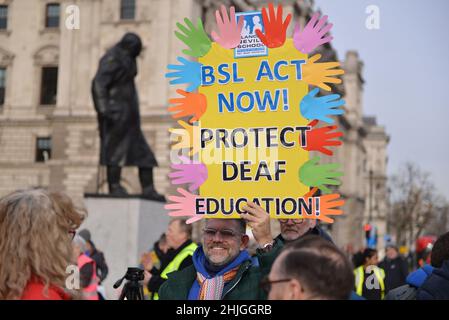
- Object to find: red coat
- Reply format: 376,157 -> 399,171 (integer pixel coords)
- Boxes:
21,277 -> 71,300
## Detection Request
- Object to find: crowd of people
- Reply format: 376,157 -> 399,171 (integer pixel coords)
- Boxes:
0,188 -> 448,300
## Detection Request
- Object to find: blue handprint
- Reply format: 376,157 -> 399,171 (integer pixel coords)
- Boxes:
300,88 -> 345,124
165,56 -> 202,92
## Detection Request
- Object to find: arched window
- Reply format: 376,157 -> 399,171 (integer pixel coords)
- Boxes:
34,45 -> 59,106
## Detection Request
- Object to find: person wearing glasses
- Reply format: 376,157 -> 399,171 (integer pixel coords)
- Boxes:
158,201 -> 280,300
263,235 -> 354,300
276,190 -> 333,245
0,189 -> 86,300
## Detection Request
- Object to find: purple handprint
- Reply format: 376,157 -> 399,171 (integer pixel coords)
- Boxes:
293,13 -> 333,54
168,156 -> 208,192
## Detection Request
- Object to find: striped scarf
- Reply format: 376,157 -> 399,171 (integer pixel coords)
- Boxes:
196,267 -> 239,300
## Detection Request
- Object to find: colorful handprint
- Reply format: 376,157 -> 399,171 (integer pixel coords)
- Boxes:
165,188 -> 202,224
169,155 -> 208,192
169,120 -> 200,156
302,120 -> 343,156
165,57 -> 202,92
212,5 -> 244,49
175,18 -> 211,58
310,193 -> 345,223
300,88 -> 345,124
293,12 -> 333,54
299,156 -> 343,194
255,3 -> 292,48
302,54 -> 345,91
168,89 -> 207,123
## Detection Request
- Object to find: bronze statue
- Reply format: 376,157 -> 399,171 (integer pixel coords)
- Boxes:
92,33 -> 165,202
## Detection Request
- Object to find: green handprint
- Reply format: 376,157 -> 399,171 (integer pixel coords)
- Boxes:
299,156 -> 343,194
175,18 -> 212,58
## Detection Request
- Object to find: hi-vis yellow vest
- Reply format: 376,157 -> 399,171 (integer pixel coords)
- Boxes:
153,242 -> 197,300
354,265 -> 386,299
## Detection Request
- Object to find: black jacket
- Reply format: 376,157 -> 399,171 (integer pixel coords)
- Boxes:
417,260 -> 449,300
379,256 -> 408,293
91,33 -> 157,167
79,262 -> 94,288
147,239 -> 194,296
90,249 -> 109,284
153,240 -> 175,272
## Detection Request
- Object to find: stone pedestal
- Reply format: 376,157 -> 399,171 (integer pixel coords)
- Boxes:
82,196 -> 169,299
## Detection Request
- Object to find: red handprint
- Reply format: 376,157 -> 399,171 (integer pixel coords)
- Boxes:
255,3 -> 292,48
302,120 -> 343,156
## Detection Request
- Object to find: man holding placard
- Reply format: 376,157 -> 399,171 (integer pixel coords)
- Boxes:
158,202 -> 280,300
163,3 -> 347,300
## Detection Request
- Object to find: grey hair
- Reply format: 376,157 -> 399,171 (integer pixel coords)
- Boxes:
72,234 -> 87,252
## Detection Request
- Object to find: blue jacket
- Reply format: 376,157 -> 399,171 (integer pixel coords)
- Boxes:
407,264 -> 433,288
417,260 -> 449,300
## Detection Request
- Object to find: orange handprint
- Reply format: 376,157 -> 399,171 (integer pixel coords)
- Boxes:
168,89 -> 207,123
316,193 -> 345,223
300,193 -> 345,223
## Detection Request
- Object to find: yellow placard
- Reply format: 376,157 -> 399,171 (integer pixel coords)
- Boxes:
197,39 -> 310,219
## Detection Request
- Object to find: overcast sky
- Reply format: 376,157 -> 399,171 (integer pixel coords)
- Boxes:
314,0 -> 449,199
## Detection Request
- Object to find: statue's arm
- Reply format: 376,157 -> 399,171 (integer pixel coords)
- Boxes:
92,56 -> 120,116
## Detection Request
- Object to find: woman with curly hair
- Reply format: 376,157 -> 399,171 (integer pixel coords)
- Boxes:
0,188 -> 87,300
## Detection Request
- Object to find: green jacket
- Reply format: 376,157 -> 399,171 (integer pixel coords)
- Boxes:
158,239 -> 283,300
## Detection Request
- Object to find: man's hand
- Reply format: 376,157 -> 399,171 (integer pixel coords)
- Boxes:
143,269 -> 152,286
141,252 -> 153,271
241,201 -> 272,247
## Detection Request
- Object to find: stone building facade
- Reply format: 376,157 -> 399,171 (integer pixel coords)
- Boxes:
0,0 -> 388,250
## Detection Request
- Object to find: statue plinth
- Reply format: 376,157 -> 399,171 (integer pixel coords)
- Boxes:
81,195 -> 170,299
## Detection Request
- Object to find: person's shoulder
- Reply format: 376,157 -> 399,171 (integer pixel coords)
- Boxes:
384,284 -> 417,300
159,265 -> 196,300
93,250 -> 106,260
166,264 -> 196,282
417,263 -> 449,300
314,225 -> 334,243
21,280 -> 70,300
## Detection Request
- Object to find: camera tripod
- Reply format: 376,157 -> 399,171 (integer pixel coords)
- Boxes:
113,267 -> 145,300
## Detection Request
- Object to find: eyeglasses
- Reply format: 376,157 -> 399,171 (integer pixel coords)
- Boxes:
260,276 -> 292,293
69,230 -> 76,240
202,228 -> 239,241
279,219 -> 305,225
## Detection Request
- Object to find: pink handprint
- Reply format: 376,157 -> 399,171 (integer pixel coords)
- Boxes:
169,156 -> 208,192
293,12 -> 333,54
211,5 -> 244,49
164,188 -> 203,224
